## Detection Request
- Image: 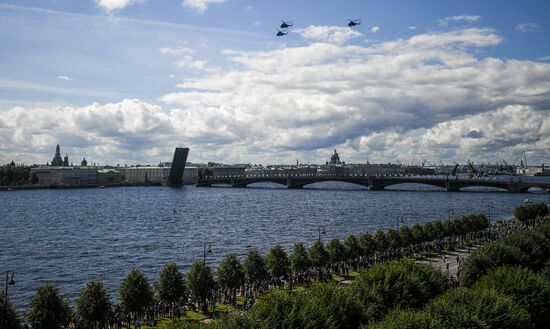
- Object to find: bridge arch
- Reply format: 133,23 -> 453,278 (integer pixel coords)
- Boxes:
297,180 -> 370,190
383,182 -> 446,191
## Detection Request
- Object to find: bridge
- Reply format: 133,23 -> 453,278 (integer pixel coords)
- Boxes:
196,174 -> 550,193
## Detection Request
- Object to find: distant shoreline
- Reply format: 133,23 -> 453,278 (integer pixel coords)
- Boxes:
0,182 -> 168,191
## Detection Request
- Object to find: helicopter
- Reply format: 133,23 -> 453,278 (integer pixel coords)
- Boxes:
276,29 -> 288,37
348,18 -> 361,27
280,20 -> 294,29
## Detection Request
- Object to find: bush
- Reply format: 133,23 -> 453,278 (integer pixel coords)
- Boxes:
286,283 -> 365,329
166,313 -> 260,329
27,284 -> 71,329
514,203 -> 549,222
1,292 -> 21,329
352,259 -> 451,321
363,309 -> 446,329
473,266 -> 550,329
502,230 -> 550,271
459,242 -> 528,286
250,289 -> 295,329
428,287 -> 532,329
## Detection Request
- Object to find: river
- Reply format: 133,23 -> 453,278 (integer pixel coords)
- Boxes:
1,182 -> 549,313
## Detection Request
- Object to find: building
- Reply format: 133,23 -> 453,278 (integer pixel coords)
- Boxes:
32,167 -> 98,186
122,166 -> 171,184
212,166 -> 246,177
97,169 -> 123,184
51,144 -> 64,166
183,167 -> 199,183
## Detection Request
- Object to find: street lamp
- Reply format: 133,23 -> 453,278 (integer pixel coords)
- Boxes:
487,202 -> 494,222
4,271 -> 15,300
203,242 -> 212,264
397,216 -> 404,230
448,208 -> 454,220
318,225 -> 326,243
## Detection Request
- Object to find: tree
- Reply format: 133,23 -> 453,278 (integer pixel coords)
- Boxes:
514,203 -> 549,223
460,241 -> 528,287
473,266 -> 550,329
344,235 -> 363,261
359,231 -> 376,257
411,224 -> 426,245
352,259 -> 450,321
428,288 -> 532,329
156,262 -> 187,306
216,254 -> 244,305
289,243 -> 310,273
326,239 -> 346,264
76,280 -> 111,328
373,230 -> 388,251
243,249 -> 269,287
250,289 -> 295,329
187,261 -> 216,313
266,245 -> 290,281
27,284 -> 71,329
386,229 -> 402,249
502,230 -> 549,271
432,220 -> 444,239
308,240 -> 329,268
1,291 -> 21,329
398,226 -> 414,247
364,309 -> 446,329
119,268 -> 153,319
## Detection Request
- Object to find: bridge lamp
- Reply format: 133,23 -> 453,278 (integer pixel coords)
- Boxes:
318,225 -> 326,243
203,242 -> 212,264
5,271 -> 15,300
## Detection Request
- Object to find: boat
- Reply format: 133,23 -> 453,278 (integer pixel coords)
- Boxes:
523,199 -> 530,203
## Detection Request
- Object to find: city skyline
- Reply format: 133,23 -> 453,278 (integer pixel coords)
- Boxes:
0,0 -> 549,166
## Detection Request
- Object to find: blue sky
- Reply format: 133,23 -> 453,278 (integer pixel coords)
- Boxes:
0,0 -> 549,166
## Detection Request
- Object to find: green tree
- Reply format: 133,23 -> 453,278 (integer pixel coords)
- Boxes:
76,280 -> 111,328
364,309 -> 447,329
502,230 -> 549,271
473,266 -> 550,329
156,262 -> 187,306
411,224 -> 426,245
398,226 -> 414,246
1,291 -> 21,329
27,284 -> 71,329
286,283 -> 365,329
119,268 -> 153,319
422,222 -> 436,241
359,231 -> 377,257
386,229 -> 402,249
326,239 -> 346,263
460,242 -> 528,286
266,245 -> 290,280
308,240 -> 329,267
428,287 -> 532,329
216,254 -> 244,305
514,203 -> 549,223
352,259 -> 451,321
187,261 -> 216,313
344,235 -> 363,260
289,243 -> 311,273
432,221 -> 444,239
373,230 -> 388,251
250,289 -> 295,329
243,249 -> 269,287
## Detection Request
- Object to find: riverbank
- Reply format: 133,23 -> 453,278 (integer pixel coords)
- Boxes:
0,182 -> 165,191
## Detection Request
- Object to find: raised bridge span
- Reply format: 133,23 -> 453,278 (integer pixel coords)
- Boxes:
196,174 -> 550,193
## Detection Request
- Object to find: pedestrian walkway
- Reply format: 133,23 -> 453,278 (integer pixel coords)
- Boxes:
416,246 -> 478,278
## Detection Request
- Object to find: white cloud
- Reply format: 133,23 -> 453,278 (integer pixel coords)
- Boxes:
295,25 -> 363,45
182,0 -> 227,13
56,75 -> 73,81
538,55 -> 550,61
408,26 -> 417,30
253,20 -> 260,27
515,22 -> 538,33
159,47 -> 195,56
244,5 -> 252,11
438,15 -> 481,26
93,0 -> 139,12
371,26 -> 380,33
3,28 -> 550,165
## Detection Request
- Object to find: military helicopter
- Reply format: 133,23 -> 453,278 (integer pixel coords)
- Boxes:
348,18 -> 361,27
280,20 -> 294,29
276,29 -> 288,37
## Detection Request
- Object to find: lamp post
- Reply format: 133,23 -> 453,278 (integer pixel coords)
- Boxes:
318,225 -> 326,243
448,208 -> 454,220
4,271 -> 15,300
203,242 -> 212,264
487,202 -> 494,222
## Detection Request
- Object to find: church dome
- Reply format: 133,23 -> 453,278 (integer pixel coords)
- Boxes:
330,149 -> 340,164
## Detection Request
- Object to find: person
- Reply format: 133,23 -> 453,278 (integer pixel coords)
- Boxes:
446,262 -> 450,272
173,209 -> 177,214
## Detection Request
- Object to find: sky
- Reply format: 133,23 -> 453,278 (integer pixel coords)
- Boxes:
0,0 -> 549,166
